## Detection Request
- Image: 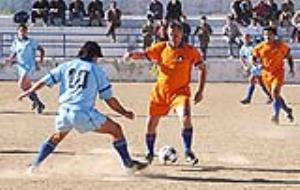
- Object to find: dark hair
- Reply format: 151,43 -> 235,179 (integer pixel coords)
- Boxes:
168,20 -> 183,31
264,26 -> 277,35
201,15 -> 207,20
77,41 -> 103,61
17,23 -> 28,30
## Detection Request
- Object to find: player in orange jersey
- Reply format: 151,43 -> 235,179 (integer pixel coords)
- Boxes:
252,27 -> 295,124
124,21 -> 207,165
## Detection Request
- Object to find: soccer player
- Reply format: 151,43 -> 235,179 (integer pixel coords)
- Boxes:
6,24 -> 45,114
252,27 -> 295,124
240,33 -> 273,104
18,41 -> 148,174
124,21 -> 207,165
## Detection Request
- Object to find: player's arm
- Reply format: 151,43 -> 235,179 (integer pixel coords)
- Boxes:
37,45 -> 45,65
17,80 -> 46,100
105,97 -> 134,120
194,62 -> 207,105
123,51 -> 147,61
285,49 -> 295,77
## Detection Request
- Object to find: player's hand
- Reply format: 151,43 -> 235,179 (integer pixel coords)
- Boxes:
123,110 -> 135,120
194,91 -> 203,105
17,92 -> 29,101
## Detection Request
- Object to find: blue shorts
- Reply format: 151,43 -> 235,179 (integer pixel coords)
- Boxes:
55,107 -> 107,134
250,65 -> 261,77
17,64 -> 35,79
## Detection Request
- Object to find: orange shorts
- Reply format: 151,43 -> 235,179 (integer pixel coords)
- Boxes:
148,85 -> 191,116
262,71 -> 284,92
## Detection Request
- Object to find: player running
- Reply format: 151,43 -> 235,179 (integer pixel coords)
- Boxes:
252,27 -> 295,124
6,24 -> 45,114
239,33 -> 272,104
124,21 -> 207,165
18,41 -> 148,174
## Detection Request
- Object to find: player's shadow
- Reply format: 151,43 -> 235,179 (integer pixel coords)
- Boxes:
0,110 -> 58,116
0,149 -> 74,155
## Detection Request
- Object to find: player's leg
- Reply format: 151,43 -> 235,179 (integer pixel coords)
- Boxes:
257,76 -> 273,104
241,75 -> 256,104
145,115 -> 161,163
94,117 -> 148,172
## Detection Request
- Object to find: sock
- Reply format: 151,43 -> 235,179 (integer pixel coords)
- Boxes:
32,139 -> 56,167
182,127 -> 193,153
273,98 -> 282,117
28,92 -> 44,106
146,133 -> 156,156
113,139 -> 132,167
246,84 -> 255,100
279,97 -> 290,113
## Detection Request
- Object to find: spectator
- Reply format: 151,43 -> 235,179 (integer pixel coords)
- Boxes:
240,0 -> 253,26
31,0 -> 49,26
181,16 -> 191,43
69,0 -> 86,26
193,15 -> 213,60
231,0 -> 243,25
253,0 -> 272,26
245,17 -> 264,45
278,15 -> 297,42
166,0 -> 183,22
49,0 -> 66,26
142,15 -> 155,49
223,14 -> 243,58
280,0 -> 295,17
267,0 -> 279,21
292,10 -> 300,26
105,1 -> 122,43
88,0 -> 104,26
155,19 -> 168,42
148,0 -> 163,21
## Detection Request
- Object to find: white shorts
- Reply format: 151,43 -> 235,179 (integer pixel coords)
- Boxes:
250,65 -> 262,77
55,107 -> 107,134
17,64 -> 35,79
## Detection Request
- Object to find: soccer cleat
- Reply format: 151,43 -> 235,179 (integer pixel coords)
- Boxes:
240,98 -> 251,105
26,165 -> 39,174
145,153 -> 154,164
266,98 -> 273,104
36,103 -> 45,114
271,115 -> 279,125
185,151 -> 199,166
125,160 -> 148,175
31,101 -> 38,110
286,108 -> 294,122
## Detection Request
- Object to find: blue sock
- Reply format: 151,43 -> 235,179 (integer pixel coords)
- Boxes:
29,92 -> 44,106
113,139 -> 132,167
279,97 -> 289,113
182,128 -> 193,153
246,84 -> 255,100
273,99 -> 282,117
146,133 -> 156,156
32,139 -> 56,167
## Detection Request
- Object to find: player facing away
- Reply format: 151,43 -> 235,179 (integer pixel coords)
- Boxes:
124,21 -> 207,165
7,24 -> 45,114
18,41 -> 148,174
252,27 -> 295,124
239,33 -> 273,104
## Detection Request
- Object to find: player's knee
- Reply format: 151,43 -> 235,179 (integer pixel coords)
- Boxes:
181,115 -> 192,128
49,133 -> 65,145
110,122 -> 124,139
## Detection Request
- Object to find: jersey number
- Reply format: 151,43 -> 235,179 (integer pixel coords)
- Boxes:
68,69 -> 89,90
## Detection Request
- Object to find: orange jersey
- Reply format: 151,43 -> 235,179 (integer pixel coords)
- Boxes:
252,41 -> 289,76
145,41 -> 203,93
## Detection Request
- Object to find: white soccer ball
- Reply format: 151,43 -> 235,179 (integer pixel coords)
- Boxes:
158,145 -> 177,165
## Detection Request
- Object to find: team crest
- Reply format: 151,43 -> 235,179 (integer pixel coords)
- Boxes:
177,56 -> 184,63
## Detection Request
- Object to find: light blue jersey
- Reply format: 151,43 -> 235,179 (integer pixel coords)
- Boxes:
10,37 -> 39,77
41,59 -> 113,133
239,44 -> 261,76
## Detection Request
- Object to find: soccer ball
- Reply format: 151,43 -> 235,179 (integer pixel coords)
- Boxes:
158,145 -> 177,165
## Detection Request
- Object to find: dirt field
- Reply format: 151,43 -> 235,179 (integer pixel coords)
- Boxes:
0,82 -> 300,190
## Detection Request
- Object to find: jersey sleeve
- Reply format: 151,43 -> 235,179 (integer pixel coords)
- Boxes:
95,66 -> 113,100
145,42 -> 166,63
30,39 -> 39,50
41,63 -> 64,87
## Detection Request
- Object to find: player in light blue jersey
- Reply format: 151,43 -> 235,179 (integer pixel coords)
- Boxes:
7,24 -> 45,114
18,41 -> 148,174
239,33 -> 272,105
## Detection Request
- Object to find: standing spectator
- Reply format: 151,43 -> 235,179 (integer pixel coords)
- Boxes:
240,0 -> 253,26
69,0 -> 86,26
49,0 -> 66,26
181,16 -> 191,43
267,0 -> 279,21
88,0 -> 104,26
253,0 -> 272,26
166,0 -> 183,22
280,0 -> 295,17
142,15 -> 155,49
193,15 -> 213,60
278,15 -> 297,42
31,0 -> 49,26
105,1 -> 122,43
231,0 -> 243,25
148,0 -> 163,21
155,19 -> 168,42
223,15 -> 243,58
245,17 -> 264,45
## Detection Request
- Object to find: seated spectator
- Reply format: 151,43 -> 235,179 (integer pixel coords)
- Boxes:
141,15 -> 155,49
292,10 -> 300,26
14,11 -> 30,24
49,0 -> 66,26
280,0 -> 295,17
245,17 -> 264,45
193,15 -> 213,61
253,0 -> 272,26
278,15 -> 297,42
181,16 -> 191,43
69,0 -> 86,26
267,0 -> 279,21
31,0 -> 49,26
231,0 -> 244,26
148,0 -> 163,21
88,0 -> 104,26
240,0 -> 253,26
165,0 -> 183,22
105,1 -> 122,42
223,14 -> 243,59
155,19 -> 168,42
